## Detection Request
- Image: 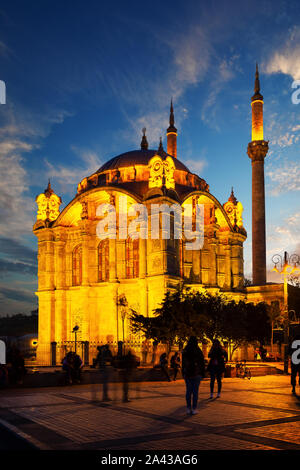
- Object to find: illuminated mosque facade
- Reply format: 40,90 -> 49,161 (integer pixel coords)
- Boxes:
33,68 -> 287,365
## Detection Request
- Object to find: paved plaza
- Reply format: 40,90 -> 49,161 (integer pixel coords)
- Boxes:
1,375 -> 300,450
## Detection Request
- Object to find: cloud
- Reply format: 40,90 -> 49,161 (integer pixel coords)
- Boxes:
172,26 -> 212,87
183,158 -> 207,175
0,259 -> 37,277
267,212 -> 300,261
200,54 -> 240,130
0,104 -> 71,237
0,237 -> 37,277
0,285 -> 36,304
0,237 -> 37,264
44,146 -> 102,196
266,160 -> 300,195
264,26 -> 300,80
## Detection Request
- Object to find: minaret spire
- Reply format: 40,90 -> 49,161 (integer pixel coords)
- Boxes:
252,63 -> 263,103
158,136 -> 164,153
247,64 -> 269,286
254,63 -> 260,94
166,99 -> 177,158
140,127 -> 148,150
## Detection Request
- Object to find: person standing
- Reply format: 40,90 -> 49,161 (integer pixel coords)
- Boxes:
207,339 -> 228,399
182,336 -> 205,415
170,352 -> 181,381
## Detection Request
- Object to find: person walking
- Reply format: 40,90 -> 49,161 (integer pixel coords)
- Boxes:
120,350 -> 138,402
182,336 -> 205,415
159,353 -> 171,382
207,339 -> 228,399
94,344 -> 113,401
170,351 -> 181,381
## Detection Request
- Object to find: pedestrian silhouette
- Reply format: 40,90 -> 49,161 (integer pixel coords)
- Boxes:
94,344 -> 113,401
159,352 -> 171,382
182,336 -> 205,415
170,352 -> 181,381
9,348 -> 26,385
119,349 -> 138,402
207,339 -> 228,399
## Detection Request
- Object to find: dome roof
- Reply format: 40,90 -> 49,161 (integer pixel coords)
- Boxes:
97,149 -> 190,173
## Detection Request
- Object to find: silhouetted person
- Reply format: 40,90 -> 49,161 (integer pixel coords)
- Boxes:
159,353 -> 171,382
141,340 -> 149,365
170,352 -> 181,381
94,344 -> 113,401
289,335 -> 300,394
120,350 -> 138,402
151,340 -> 159,365
62,351 -> 74,384
10,348 -> 26,385
72,352 -> 83,383
182,336 -> 205,415
207,339 -> 228,399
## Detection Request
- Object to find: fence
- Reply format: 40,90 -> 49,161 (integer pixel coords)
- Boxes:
49,339 -> 166,367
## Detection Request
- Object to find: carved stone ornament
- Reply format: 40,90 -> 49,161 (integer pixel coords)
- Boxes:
247,140 -> 269,162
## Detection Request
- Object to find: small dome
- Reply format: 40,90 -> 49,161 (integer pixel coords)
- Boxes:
97,149 -> 190,173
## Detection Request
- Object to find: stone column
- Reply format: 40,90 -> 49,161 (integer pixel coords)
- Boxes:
247,141 -> 268,285
224,243 -> 232,289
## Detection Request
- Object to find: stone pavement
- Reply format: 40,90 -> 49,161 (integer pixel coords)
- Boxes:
1,375 -> 300,450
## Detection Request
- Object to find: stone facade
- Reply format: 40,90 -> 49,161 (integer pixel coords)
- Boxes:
33,136 -> 248,364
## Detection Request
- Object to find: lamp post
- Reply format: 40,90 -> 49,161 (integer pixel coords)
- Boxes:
72,325 -> 80,354
272,251 -> 300,373
117,294 -> 128,355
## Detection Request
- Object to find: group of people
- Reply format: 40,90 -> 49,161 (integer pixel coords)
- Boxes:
159,337 -> 228,415
94,344 -> 139,402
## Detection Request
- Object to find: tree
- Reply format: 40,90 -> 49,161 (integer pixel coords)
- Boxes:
130,288 -> 271,359
130,287 -> 208,353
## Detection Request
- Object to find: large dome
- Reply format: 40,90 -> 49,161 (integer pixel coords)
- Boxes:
97,149 -> 190,173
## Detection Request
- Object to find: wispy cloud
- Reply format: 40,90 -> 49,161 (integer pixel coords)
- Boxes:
264,26 -> 300,80
44,146 -> 102,196
267,159 -> 300,195
267,212 -> 300,260
201,54 -> 240,130
183,158 -> 207,175
0,104 -> 71,237
0,285 -> 36,304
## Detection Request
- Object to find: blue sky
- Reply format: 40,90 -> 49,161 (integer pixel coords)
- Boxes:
0,0 -> 299,315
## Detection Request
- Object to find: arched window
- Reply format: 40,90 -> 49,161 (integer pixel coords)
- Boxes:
72,245 -> 82,286
125,238 -> 139,278
98,239 -> 109,282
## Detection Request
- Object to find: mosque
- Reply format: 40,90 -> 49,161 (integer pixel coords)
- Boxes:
33,67 -> 291,365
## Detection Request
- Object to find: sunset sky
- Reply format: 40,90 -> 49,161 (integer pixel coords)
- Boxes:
0,0 -> 299,315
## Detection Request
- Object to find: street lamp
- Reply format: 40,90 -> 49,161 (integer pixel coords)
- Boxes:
117,294 -> 128,355
72,325 -> 80,354
272,251 -> 300,373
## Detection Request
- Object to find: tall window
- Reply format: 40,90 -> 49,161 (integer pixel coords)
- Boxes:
98,239 -> 109,282
125,238 -> 139,278
72,245 -> 82,286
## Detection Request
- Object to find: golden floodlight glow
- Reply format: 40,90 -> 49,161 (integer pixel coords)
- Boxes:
251,99 -> 264,141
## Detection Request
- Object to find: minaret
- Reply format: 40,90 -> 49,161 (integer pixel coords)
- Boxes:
141,127 -> 148,150
166,99 -> 177,158
247,64 -> 269,285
